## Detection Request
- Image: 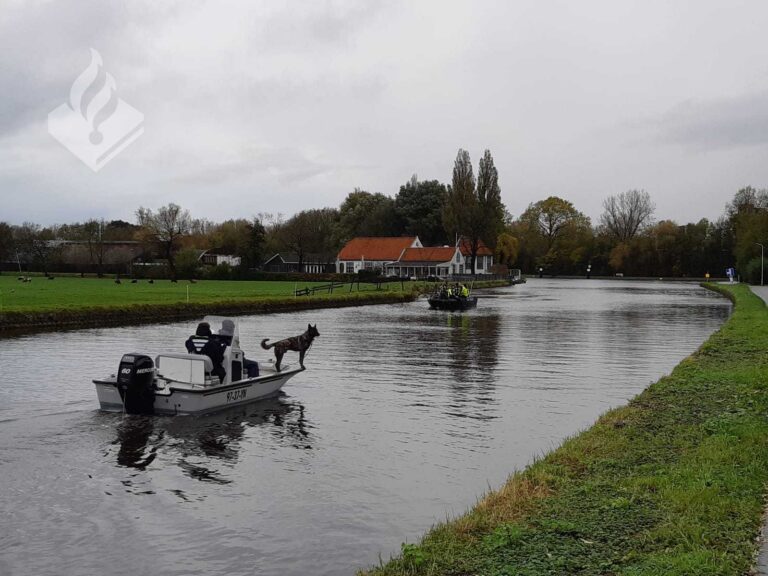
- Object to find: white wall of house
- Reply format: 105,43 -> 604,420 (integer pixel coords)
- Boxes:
464,254 -> 493,273
216,255 -> 241,266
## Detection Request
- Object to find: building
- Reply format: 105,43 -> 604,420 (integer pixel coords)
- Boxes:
458,237 -> 494,274
335,235 -> 496,277
335,236 -> 422,274
384,246 -> 463,277
199,251 -> 241,267
263,253 -> 335,274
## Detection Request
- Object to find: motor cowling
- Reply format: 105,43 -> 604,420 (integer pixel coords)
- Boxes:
117,354 -> 156,415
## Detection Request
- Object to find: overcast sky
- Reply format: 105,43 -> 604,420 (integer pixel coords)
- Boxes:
2,0 -> 768,227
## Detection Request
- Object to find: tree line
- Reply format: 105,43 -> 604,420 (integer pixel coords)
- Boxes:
0,149 -> 765,281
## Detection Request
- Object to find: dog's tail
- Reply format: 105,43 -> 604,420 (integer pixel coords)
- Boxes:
261,338 -> 274,350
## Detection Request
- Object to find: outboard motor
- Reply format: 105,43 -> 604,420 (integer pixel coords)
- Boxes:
117,354 -> 156,415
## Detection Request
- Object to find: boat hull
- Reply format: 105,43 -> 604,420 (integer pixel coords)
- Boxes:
427,296 -> 478,311
94,367 -> 302,416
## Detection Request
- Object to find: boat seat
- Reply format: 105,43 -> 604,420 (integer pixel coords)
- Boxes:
156,353 -> 214,385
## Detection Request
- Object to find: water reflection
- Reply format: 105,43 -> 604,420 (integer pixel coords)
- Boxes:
445,313 -> 500,382
111,395 -> 312,482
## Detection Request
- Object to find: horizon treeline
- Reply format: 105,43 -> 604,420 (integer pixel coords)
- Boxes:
0,149 -> 766,281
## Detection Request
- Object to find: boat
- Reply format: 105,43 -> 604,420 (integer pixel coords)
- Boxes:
427,295 -> 478,311
93,316 -> 304,416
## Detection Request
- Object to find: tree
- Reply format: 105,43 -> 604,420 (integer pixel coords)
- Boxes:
444,149 -> 506,274
277,208 -> 339,272
495,232 -> 519,268
476,150 -> 505,248
337,189 -> 401,240
175,248 -> 202,279
207,218 -> 265,271
443,149 -> 482,273
0,222 -> 14,263
726,186 -> 768,219
394,175 -> 449,246
518,196 -> 592,274
81,218 -> 106,276
136,203 -> 192,277
600,190 -> 655,242
14,223 -> 60,276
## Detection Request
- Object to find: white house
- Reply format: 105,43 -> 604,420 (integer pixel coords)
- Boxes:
335,236 -> 422,273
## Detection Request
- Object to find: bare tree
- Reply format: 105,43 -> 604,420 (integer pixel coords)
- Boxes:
600,190 -> 655,242
14,223 -> 60,276
136,203 -> 192,277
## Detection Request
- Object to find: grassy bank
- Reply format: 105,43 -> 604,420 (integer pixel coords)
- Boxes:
361,283 -> 768,576
0,276 -> 510,332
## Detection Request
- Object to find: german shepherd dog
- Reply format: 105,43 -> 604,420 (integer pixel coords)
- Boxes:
261,324 -> 319,371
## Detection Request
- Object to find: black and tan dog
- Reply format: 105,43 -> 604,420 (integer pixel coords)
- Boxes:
261,324 -> 319,371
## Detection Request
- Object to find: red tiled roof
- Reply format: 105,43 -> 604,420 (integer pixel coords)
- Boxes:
337,237 -> 417,261
458,237 -> 493,256
399,247 -> 457,263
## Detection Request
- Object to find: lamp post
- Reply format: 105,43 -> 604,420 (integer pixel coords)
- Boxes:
756,243 -> 765,286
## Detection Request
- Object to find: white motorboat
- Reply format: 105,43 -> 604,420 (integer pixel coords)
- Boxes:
93,316 -> 304,416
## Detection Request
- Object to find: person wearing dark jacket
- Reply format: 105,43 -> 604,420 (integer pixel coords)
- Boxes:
201,338 -> 226,382
186,322 -> 212,353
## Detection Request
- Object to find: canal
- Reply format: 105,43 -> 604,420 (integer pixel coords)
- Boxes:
0,280 -> 730,576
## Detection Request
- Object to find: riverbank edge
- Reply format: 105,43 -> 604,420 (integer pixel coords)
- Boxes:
0,279 -> 510,335
360,283 -> 768,576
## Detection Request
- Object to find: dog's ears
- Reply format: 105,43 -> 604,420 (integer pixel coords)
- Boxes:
308,323 -> 312,330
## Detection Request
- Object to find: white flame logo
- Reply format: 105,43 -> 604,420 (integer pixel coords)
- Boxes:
68,48 -> 119,145
48,48 -> 144,171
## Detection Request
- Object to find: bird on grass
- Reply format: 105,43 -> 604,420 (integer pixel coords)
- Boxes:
148,279 -> 154,284
115,278 -> 121,285
130,279 -> 138,284
171,278 -> 178,283
48,276 -> 55,280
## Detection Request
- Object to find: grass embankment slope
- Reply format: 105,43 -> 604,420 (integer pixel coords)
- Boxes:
361,284 -> 768,576
0,275 -> 509,331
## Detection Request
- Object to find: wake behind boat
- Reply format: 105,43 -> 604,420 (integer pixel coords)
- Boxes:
93,316 -> 306,416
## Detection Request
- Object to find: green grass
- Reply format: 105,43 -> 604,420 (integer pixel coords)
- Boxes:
0,275 -> 508,314
360,284 -> 768,576
0,275 -> 415,313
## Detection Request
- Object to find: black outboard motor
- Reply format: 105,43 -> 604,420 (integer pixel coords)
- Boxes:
117,354 -> 156,415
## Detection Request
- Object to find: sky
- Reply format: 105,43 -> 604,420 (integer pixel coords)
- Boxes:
2,0 -> 768,227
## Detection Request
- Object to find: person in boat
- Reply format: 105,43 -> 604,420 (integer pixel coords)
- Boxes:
185,322 -> 212,353
201,337 -> 226,382
460,284 -> 469,298
215,319 -> 236,346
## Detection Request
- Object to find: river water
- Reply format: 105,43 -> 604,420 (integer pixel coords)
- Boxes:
0,280 -> 730,576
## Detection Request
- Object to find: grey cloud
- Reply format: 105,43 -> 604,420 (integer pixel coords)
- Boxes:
659,91 -> 768,149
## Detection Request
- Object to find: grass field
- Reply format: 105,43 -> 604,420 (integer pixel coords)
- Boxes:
0,275 -> 408,313
360,283 -> 768,576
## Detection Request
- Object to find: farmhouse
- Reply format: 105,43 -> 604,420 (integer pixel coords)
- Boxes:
335,236 -> 422,274
336,236 -> 495,277
384,246 -> 463,277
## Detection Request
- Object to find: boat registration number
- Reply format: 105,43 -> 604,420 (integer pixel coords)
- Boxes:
226,388 -> 247,403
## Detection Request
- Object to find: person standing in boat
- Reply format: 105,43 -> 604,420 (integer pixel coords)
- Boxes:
460,284 -> 469,298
